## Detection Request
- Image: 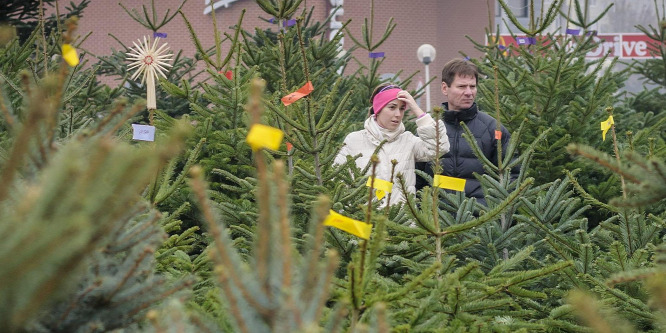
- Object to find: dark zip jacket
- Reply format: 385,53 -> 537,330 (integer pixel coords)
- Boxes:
416,102 -> 514,205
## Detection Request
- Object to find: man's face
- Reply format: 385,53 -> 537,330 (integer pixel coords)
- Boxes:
442,74 -> 476,111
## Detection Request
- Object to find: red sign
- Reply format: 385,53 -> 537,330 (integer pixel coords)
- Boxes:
493,33 -> 660,59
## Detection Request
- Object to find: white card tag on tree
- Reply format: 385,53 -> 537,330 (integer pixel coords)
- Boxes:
132,124 -> 156,141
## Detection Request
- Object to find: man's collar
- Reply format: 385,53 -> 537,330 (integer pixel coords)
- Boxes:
443,102 -> 478,122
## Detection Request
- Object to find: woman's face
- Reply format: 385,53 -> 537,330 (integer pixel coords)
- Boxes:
376,99 -> 406,130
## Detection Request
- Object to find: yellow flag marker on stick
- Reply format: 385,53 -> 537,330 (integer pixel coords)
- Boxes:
433,175 -> 466,192
323,210 -> 372,240
366,177 -> 393,200
600,115 -> 614,141
246,124 -> 284,151
61,44 -> 79,67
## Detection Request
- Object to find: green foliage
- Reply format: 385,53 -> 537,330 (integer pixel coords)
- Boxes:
0,10 -> 206,332
0,69 -> 194,331
3,0 -> 666,332
633,0 -> 666,87
472,31 -> 627,186
498,0 -> 563,35
96,43 -> 198,119
569,144 -> 666,208
189,154 -> 342,331
1,0 -> 90,42
119,0 -> 188,32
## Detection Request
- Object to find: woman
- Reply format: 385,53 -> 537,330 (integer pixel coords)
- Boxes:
334,83 -> 450,205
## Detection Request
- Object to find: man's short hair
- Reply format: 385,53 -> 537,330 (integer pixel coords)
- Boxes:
441,58 -> 478,86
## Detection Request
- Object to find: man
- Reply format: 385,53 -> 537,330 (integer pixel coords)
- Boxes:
416,58 -> 514,205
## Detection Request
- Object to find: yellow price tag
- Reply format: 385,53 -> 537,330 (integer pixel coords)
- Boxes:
366,177 -> 393,200
600,115 -> 614,141
246,124 -> 284,151
323,210 -> 372,240
433,175 -> 466,192
62,44 -> 79,67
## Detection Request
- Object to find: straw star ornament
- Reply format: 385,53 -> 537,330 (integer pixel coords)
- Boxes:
126,36 -> 172,110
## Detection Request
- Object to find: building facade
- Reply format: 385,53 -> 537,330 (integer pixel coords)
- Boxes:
76,1 -> 657,102
77,0 -> 494,105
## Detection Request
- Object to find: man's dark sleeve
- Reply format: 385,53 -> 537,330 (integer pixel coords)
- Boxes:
415,161 -> 430,192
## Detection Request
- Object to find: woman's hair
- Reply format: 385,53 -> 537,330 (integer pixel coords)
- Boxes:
368,83 -> 401,117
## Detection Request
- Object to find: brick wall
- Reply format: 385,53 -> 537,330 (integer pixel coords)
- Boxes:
76,0 -> 493,108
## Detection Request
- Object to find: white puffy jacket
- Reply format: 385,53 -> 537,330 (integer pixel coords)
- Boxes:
334,114 -> 449,205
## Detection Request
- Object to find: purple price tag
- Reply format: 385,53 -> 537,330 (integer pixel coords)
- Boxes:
586,30 -> 597,36
369,52 -> 385,58
153,32 -> 167,38
269,18 -> 276,23
284,19 -> 296,27
516,37 -> 536,45
565,28 -> 580,35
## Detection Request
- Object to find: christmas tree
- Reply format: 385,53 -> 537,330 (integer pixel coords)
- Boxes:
1,0 -> 665,331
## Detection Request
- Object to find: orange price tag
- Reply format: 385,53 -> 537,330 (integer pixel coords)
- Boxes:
495,130 -> 502,140
281,81 -> 314,106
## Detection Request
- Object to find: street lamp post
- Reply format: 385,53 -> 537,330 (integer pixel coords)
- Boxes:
417,44 -> 436,113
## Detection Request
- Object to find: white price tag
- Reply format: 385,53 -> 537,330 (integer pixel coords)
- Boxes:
132,124 -> 156,142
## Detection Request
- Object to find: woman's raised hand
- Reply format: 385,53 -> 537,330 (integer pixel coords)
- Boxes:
396,90 -> 425,118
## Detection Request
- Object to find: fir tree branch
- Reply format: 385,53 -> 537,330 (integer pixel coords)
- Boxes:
57,280 -> 103,326
501,260 -> 573,291
106,248 -> 154,302
0,85 -> 49,202
188,166 -> 271,316
379,262 -> 441,304
263,99 -> 308,132
567,290 -> 617,333
126,279 -> 194,323
306,250 -> 339,324
213,262 -> 251,333
442,178 -> 534,236
302,196 -> 330,300
567,144 -> 640,183
273,161 -> 293,292
362,215 -> 386,292
584,274 -> 656,322
316,90 -> 353,134
565,169 -> 619,213
0,71 -> 25,98
178,9 -> 214,69
397,174 -> 438,235
524,215 -> 581,258
606,268 -> 659,287
219,10 -> 245,70
154,138 -> 204,205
